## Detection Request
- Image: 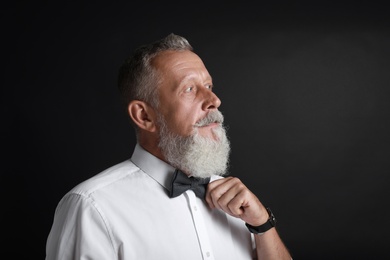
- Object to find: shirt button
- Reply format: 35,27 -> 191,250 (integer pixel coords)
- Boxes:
206,252 -> 210,257
194,206 -> 197,211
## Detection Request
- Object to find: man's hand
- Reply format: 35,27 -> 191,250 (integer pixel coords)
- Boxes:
205,177 -> 269,226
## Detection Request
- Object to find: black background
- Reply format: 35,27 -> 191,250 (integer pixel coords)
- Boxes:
3,1 -> 390,259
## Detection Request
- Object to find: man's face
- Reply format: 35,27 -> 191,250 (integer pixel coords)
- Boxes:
153,50 -> 222,140
152,50 -> 230,177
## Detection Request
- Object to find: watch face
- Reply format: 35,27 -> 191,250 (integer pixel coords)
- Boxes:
267,207 -> 277,226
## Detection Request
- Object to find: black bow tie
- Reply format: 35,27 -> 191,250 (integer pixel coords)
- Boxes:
169,169 -> 210,199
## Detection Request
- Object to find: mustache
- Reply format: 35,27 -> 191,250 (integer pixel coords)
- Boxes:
194,110 -> 224,127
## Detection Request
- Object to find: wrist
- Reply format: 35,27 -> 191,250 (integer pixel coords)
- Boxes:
245,207 -> 276,235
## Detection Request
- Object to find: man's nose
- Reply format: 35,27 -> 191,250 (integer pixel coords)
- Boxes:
202,89 -> 221,111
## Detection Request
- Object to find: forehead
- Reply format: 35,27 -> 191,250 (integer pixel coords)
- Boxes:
152,50 -> 209,79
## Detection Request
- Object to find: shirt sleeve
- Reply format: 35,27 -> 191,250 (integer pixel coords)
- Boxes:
45,193 -> 116,260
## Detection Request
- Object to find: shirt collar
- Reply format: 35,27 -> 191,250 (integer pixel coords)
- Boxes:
130,143 -> 175,191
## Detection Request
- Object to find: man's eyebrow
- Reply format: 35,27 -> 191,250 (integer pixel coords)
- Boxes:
180,73 -> 213,83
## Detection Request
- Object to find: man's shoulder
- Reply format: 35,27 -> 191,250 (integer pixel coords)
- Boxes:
67,159 -> 141,197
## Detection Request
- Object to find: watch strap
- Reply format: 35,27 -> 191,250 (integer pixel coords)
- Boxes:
245,207 -> 276,234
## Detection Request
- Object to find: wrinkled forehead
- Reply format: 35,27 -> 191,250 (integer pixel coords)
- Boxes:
152,50 -> 207,74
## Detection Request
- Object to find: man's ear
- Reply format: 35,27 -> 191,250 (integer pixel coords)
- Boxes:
127,100 -> 157,132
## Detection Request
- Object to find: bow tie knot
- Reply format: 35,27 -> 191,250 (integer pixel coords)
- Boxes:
169,169 -> 210,199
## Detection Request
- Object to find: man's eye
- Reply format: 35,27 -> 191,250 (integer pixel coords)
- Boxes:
185,86 -> 194,92
206,84 -> 213,89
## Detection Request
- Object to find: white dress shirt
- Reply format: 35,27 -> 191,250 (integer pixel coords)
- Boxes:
46,144 -> 256,259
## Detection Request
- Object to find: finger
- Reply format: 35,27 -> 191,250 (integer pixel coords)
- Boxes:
207,177 -> 244,212
215,182 -> 247,216
226,189 -> 251,216
205,177 -> 232,208
214,188 -> 239,216
228,190 -> 267,225
205,177 -> 235,209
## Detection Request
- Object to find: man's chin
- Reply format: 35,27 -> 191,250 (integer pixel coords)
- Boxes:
197,126 -> 223,140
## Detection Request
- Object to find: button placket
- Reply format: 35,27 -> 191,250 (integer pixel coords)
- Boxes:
186,190 -> 215,260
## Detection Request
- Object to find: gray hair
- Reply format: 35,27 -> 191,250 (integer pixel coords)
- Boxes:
118,33 -> 193,111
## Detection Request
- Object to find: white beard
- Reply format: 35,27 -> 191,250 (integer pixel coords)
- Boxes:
157,110 -> 231,179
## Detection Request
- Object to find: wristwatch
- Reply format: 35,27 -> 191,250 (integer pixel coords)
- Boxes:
245,207 -> 276,234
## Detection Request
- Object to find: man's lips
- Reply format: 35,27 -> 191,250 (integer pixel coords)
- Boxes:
196,122 -> 220,128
